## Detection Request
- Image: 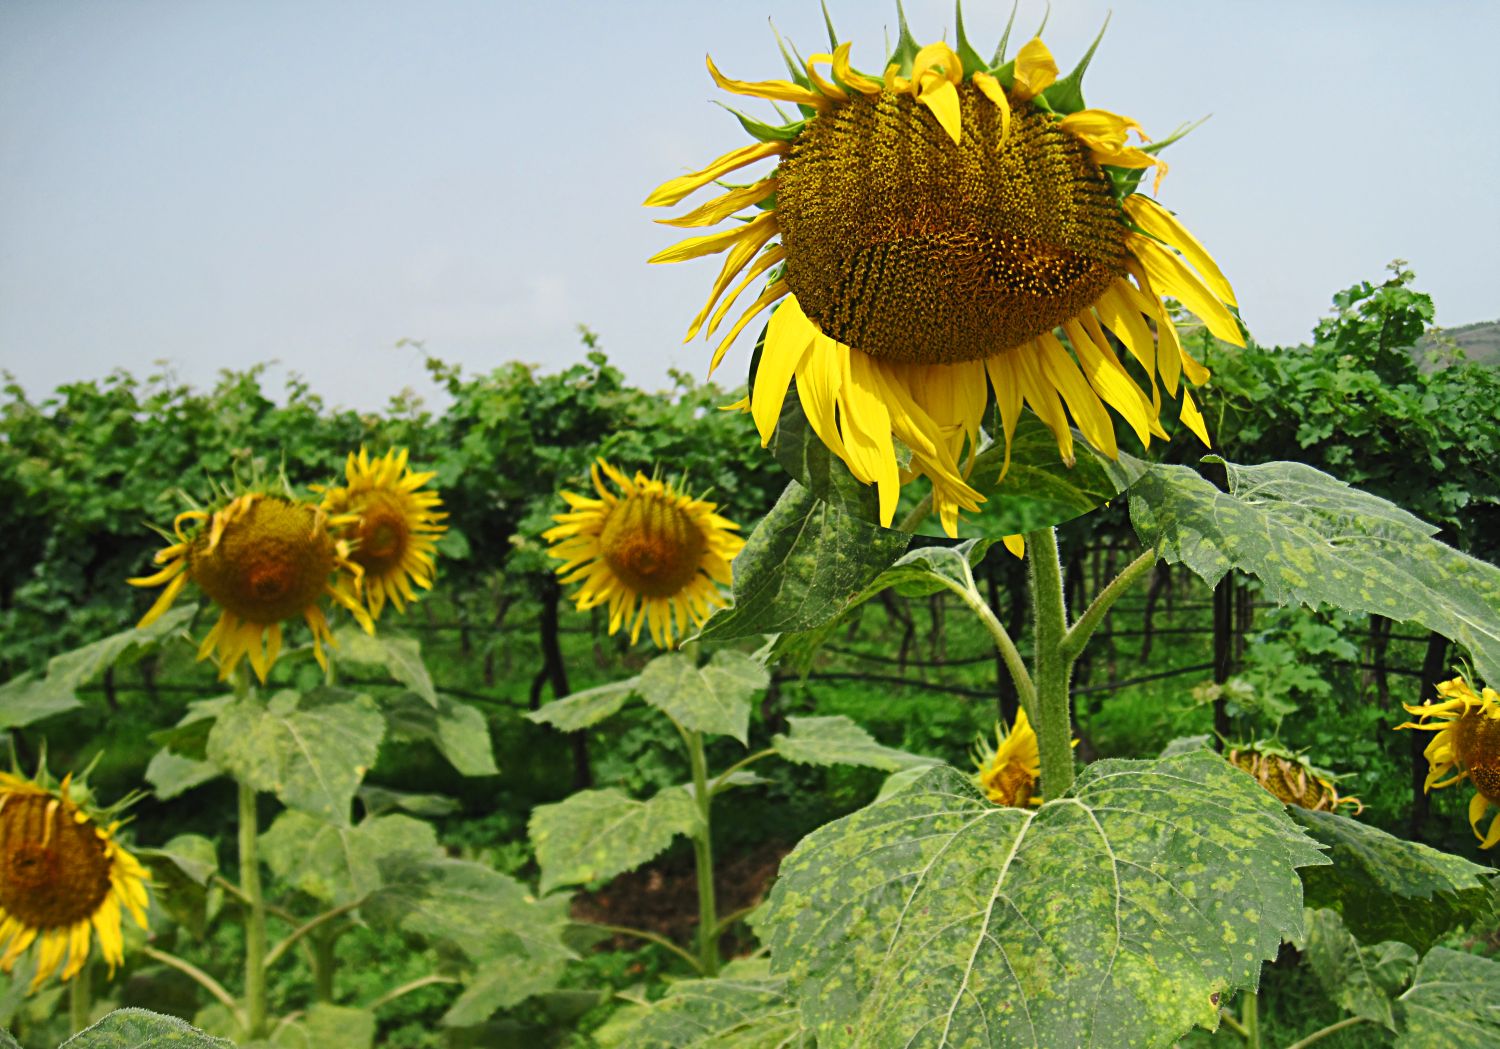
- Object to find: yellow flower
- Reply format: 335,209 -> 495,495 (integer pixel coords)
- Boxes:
1227,743 -> 1364,815
647,13 -> 1241,535
543,460 -> 744,649
1398,676 -> 1500,848
317,447 -> 448,620
0,771 -> 150,989
128,493 -> 372,682
973,708 -> 1043,808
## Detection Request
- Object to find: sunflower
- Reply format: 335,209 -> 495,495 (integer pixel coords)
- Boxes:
128,492 -> 372,682
544,460 -> 745,649
647,9 -> 1242,535
1227,742 -> 1364,815
316,447 -> 448,620
972,708 -> 1043,808
0,771 -> 150,989
1398,676 -> 1500,848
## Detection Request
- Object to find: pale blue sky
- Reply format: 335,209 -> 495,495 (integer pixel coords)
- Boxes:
2,1 -> 1496,410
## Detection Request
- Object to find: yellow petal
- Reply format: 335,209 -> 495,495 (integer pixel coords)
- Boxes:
983,351 -> 1024,482
1036,331 -> 1117,458
841,351 -> 902,525
710,279 -> 789,372
831,41 -> 882,95
658,178 -> 777,229
643,139 -> 786,208
797,327 -> 851,462
1128,234 -> 1245,347
706,54 -> 828,109
1003,534 -> 1026,559
685,235 -> 781,343
971,73 -> 1012,149
752,300 -> 817,443
917,77 -> 962,145
803,52 -> 848,101
1179,388 -> 1211,447
1124,195 -> 1238,308
1011,38 -> 1058,100
1058,109 -> 1146,152
650,211 -> 778,265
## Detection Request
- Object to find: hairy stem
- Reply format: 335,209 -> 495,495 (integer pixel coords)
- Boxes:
68,960 -> 91,1033
366,974 -> 460,1012
238,778 -> 268,1038
264,897 -> 364,969
1027,528 -> 1075,800
1281,1015 -> 1369,1049
943,577 -> 1036,722
1060,549 -> 1157,662
578,921 -> 704,973
142,946 -> 246,1030
1242,990 -> 1260,1049
685,729 -> 720,976
710,748 -> 776,794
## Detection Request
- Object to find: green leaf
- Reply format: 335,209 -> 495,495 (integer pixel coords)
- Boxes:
758,751 -> 1327,1048
260,809 -> 440,906
1396,947 -> 1500,1047
0,1024 -> 18,1049
333,626 -> 437,706
595,958 -> 811,1048
205,687 -> 385,827
442,954 -> 575,1027
357,784 -> 460,818
1291,808 -> 1497,952
525,677 -> 638,731
1302,908 -> 1416,1030
1130,458 -> 1500,679
529,786 -> 700,894
137,835 -> 220,938
699,479 -> 910,641
637,651 -> 767,744
384,691 -> 498,776
0,604 -> 199,730
145,748 -> 221,800
140,833 -> 218,886
368,857 -> 574,993
268,1003 -> 376,1049
60,1008 -> 236,1048
771,716 -> 938,773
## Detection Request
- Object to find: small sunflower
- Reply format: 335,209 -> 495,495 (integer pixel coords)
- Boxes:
128,492 -> 372,682
647,9 -> 1242,535
1398,676 -> 1500,848
316,447 -> 448,620
0,771 -> 150,989
543,460 -> 745,649
972,708 -> 1043,808
1227,742 -> 1364,815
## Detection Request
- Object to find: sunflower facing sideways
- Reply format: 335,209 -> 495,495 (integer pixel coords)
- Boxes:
544,460 -> 744,649
1399,676 -> 1500,848
129,490 -> 373,682
316,447 -> 448,620
647,6 -> 1243,535
0,769 -> 150,989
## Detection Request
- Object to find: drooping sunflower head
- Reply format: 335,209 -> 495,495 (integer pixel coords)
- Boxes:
972,708 -> 1042,808
1226,742 -> 1364,816
543,460 -> 745,649
0,769 -> 150,989
316,447 -> 448,620
128,490 -> 373,682
648,7 -> 1243,535
1398,675 -> 1500,848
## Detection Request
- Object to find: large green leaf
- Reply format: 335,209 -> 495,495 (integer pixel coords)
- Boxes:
1396,947 -> 1500,1047
268,1003 -> 375,1049
61,1008 -> 235,1048
1302,908 -> 1416,1030
771,716 -> 938,773
637,650 -> 768,744
698,479 -> 910,641
530,786 -> 700,894
0,603 -> 198,729
1292,808 -> 1496,952
383,690 -> 498,776
595,958 -> 811,1048
1130,458 -> 1500,679
442,954 -> 578,1028
205,687 -> 385,827
333,626 -> 437,706
260,809 -> 440,906
526,677 -> 638,731
758,751 -> 1327,1049
137,834 -> 221,939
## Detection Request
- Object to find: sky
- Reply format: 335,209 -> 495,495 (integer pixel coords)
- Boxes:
1,0 -> 1496,412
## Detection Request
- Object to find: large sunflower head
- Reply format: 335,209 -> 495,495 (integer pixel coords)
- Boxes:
543,460 -> 745,649
128,491 -> 373,682
648,8 -> 1242,535
1226,741 -> 1364,815
1398,676 -> 1500,848
0,769 -> 150,989
972,708 -> 1042,808
316,447 -> 448,620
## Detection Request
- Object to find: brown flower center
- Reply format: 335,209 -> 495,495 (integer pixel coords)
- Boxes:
189,497 -> 335,624
0,794 -> 111,928
350,492 -> 411,574
1455,710 -> 1500,803
599,494 -> 707,598
981,761 -> 1036,809
775,84 -> 1130,365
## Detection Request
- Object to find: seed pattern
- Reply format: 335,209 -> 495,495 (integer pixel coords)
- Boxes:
0,793 -> 110,928
777,84 -> 1128,365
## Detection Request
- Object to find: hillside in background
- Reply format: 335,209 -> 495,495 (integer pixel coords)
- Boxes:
1421,317 -> 1500,365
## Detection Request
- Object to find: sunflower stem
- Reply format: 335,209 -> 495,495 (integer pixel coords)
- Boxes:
310,929 -> 338,1003
1281,1015 -> 1369,1049
943,575 -> 1035,721
68,960 -> 91,1033
238,776 -> 269,1038
684,728 -> 721,976
1059,548 -> 1157,662
1026,527 -> 1075,800
1242,990 -> 1260,1049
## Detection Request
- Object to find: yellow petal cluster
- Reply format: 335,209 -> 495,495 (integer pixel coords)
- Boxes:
1399,676 -> 1500,848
